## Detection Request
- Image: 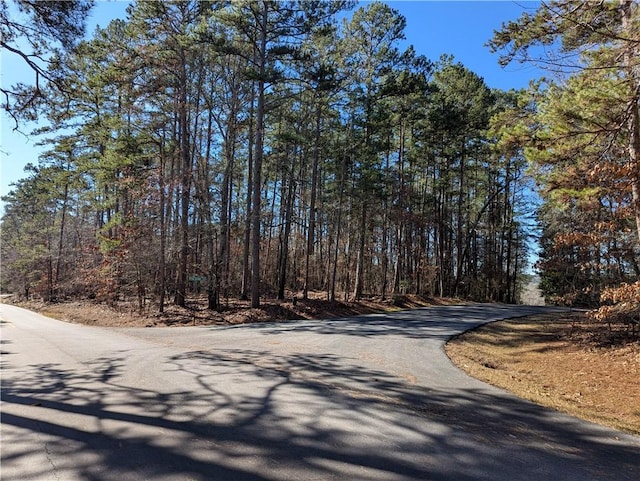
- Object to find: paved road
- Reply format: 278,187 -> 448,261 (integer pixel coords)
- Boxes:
1,303 -> 638,480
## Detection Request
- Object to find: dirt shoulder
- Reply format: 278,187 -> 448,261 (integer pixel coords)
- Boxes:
446,312 -> 640,435
4,293 -> 458,328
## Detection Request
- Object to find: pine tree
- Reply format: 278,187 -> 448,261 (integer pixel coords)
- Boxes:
1,0 -> 93,123
491,0 -> 640,305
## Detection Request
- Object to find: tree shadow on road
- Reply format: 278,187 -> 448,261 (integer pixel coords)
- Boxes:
1,343 -> 638,481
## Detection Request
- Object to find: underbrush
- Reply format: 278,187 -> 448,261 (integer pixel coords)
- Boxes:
589,282 -> 640,341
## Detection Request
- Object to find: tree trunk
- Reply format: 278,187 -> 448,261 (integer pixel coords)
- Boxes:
277,153 -> 296,300
303,101 -> 322,299
329,144 -> 347,302
251,5 -> 268,308
241,83 -> 256,301
621,1 -> 640,245
353,203 -> 366,300
55,179 -> 69,294
158,139 -> 167,313
174,60 -> 191,308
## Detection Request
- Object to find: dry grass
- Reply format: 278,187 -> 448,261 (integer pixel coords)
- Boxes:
446,312 -> 640,435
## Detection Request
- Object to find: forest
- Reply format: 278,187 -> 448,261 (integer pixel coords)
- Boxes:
1,1 -> 639,323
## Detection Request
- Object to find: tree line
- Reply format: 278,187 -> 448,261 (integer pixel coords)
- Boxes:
491,0 -> 640,319
1,0 -> 535,311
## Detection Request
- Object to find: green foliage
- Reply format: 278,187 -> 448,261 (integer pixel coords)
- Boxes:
492,0 -> 640,307
1,0 -> 93,122
0,0 -> 532,308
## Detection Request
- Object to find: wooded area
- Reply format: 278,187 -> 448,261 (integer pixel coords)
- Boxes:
2,1 -> 639,320
490,0 -> 640,321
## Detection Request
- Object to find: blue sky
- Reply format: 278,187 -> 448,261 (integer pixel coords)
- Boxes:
0,0 -> 541,212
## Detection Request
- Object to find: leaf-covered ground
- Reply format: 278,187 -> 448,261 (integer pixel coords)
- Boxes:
8,293 -> 455,328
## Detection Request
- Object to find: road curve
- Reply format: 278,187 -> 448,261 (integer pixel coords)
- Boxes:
1,303 -> 638,481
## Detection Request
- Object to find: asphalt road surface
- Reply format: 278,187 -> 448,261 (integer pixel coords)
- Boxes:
1,303 -> 638,481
